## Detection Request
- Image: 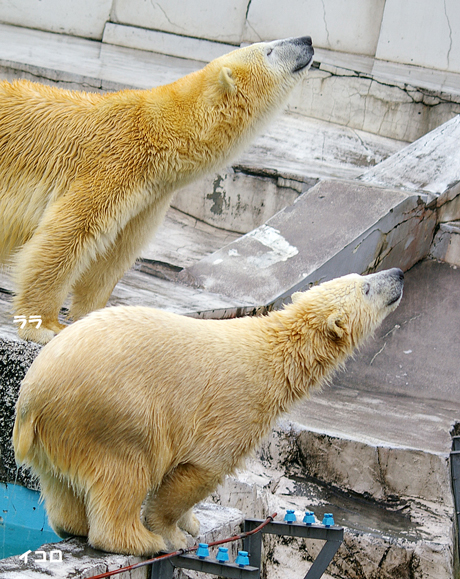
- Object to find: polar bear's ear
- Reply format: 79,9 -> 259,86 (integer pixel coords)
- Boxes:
327,312 -> 345,339
219,67 -> 236,93
291,292 -> 303,304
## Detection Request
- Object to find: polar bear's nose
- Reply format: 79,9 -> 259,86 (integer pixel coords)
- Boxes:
294,36 -> 312,46
389,268 -> 404,282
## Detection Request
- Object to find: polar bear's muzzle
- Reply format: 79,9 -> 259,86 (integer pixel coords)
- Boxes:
365,268 -> 404,309
383,268 -> 404,307
291,36 -> 315,73
267,36 -> 314,74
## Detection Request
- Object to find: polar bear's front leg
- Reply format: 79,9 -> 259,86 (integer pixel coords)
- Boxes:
12,185 -> 128,343
13,223 -> 77,343
70,197 -> 171,320
145,463 -> 221,550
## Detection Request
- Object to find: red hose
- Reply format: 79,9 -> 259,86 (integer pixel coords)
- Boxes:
87,512 -> 277,579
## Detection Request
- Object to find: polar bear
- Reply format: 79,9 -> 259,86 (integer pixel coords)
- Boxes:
0,36 -> 314,344
13,268 -> 403,556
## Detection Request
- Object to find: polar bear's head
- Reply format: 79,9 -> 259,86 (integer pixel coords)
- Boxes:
170,37 -> 314,152
212,36 -> 314,94
203,36 -> 314,109
151,37 -> 313,183
289,268 -> 404,357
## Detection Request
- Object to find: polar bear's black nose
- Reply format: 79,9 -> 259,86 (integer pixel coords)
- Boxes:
295,36 -> 312,46
390,268 -> 404,282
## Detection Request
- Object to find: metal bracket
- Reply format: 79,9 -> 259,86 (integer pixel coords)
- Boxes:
450,436 -> 460,564
244,519 -> 343,579
150,518 -> 344,579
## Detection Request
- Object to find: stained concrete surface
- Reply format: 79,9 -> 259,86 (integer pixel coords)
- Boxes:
360,114 -> 460,196
290,259 -> 460,454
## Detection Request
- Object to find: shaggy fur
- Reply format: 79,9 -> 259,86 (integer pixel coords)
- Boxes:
0,36 -> 314,344
13,269 -> 403,556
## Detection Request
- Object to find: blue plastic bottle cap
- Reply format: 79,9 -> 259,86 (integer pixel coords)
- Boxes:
303,511 -> 316,525
284,509 -> 297,523
322,513 -> 335,527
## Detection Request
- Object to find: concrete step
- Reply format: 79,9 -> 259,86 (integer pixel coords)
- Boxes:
0,267 -> 251,342
141,207 -> 240,270
182,114 -> 460,311
171,113 -> 405,235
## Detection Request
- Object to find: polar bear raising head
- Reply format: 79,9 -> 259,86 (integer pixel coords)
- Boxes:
14,269 -> 402,557
1,36 -> 313,344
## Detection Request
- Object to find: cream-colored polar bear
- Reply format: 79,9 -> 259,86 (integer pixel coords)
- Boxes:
13,268 -> 403,556
0,36 -> 314,344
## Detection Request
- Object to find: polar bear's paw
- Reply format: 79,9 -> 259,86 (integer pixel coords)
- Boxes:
178,510 -> 200,537
161,524 -> 190,551
17,320 -> 66,345
88,525 -> 167,557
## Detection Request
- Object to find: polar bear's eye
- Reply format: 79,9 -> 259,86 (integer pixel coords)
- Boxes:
363,282 -> 371,296
266,48 -> 273,57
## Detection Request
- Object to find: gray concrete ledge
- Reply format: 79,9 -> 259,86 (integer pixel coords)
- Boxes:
212,423 -> 455,579
0,338 -> 41,488
360,114 -> 460,196
180,112 -> 460,312
430,221 -> 460,266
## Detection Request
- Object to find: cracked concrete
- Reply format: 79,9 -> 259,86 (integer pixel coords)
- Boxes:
292,63 -> 460,141
444,0 -> 453,69
321,0 -> 330,47
430,221 -> 460,266
210,426 -> 454,579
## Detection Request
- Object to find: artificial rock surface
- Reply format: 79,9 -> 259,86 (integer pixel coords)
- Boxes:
181,179 -> 433,307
